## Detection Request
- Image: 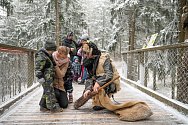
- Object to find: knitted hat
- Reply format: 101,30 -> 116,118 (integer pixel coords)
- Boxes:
73,56 -> 79,61
44,41 -> 56,51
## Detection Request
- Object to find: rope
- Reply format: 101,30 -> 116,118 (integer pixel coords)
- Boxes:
112,95 -> 121,104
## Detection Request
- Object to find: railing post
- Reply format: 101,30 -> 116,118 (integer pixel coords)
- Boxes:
144,52 -> 148,87
122,53 -> 128,79
139,52 -> 145,85
171,67 -> 175,99
153,66 -> 157,91
27,51 -> 35,88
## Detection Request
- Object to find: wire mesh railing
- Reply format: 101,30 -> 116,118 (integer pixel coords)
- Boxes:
121,43 -> 188,104
0,43 -> 36,105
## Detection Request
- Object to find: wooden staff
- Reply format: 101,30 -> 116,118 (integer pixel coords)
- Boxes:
74,76 -> 120,109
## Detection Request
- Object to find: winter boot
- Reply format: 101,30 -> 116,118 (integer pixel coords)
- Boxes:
40,106 -> 49,112
69,93 -> 73,103
51,103 -> 63,113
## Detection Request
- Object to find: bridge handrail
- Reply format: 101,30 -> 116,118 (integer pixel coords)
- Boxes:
0,43 -> 38,115
0,43 -> 37,52
122,42 -> 188,54
121,42 -> 188,115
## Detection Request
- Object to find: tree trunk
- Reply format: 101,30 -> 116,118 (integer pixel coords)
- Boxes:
128,6 -> 136,51
127,7 -> 136,80
179,0 -> 186,43
119,36 -> 121,57
55,0 -> 61,47
102,8 -> 105,49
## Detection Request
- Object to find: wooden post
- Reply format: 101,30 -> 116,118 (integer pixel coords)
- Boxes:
27,51 -> 35,88
144,52 -> 148,87
139,52 -> 145,85
122,53 -> 128,79
153,66 -> 156,91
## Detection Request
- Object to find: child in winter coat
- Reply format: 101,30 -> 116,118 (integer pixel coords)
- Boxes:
72,56 -> 81,82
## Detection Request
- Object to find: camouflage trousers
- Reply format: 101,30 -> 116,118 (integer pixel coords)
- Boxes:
39,82 -> 57,110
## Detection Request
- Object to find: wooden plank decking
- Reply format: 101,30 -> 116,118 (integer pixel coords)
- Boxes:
0,82 -> 188,125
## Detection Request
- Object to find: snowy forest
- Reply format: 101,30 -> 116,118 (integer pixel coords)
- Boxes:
0,0 -> 186,52
0,0 -> 188,105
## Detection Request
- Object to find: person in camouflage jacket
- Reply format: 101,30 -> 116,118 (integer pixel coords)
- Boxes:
35,39 -> 63,112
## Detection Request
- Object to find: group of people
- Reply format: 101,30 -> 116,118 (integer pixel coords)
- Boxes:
35,32 -> 121,113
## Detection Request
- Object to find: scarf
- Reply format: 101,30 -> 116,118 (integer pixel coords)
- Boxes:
52,51 -> 69,66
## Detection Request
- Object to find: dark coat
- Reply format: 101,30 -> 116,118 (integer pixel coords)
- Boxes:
35,48 -> 55,82
84,54 -> 120,95
62,38 -> 80,58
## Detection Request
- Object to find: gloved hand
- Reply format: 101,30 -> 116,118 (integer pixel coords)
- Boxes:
38,78 -> 45,84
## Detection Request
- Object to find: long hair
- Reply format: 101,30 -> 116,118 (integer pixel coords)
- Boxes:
57,46 -> 70,55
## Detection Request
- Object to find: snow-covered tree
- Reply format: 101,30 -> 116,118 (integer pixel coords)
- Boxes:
110,0 -> 179,51
80,0 -> 113,50
0,0 -> 86,49
60,0 -> 87,40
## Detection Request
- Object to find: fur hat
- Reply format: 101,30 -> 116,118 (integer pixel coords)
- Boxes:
44,41 -> 56,51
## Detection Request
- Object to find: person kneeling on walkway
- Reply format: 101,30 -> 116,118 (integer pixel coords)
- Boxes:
35,38 -> 63,112
52,46 -> 71,108
79,43 -> 153,121
82,45 -> 121,111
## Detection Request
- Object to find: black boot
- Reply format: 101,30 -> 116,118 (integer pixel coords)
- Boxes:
93,106 -> 105,111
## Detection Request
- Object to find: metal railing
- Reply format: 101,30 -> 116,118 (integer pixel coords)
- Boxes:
0,43 -> 36,105
121,43 -> 188,104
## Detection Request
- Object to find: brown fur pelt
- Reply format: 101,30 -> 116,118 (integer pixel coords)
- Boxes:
97,89 -> 153,121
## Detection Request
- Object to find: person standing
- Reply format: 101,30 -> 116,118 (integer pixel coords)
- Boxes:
76,35 -> 89,85
62,32 -> 80,102
62,32 -> 80,62
35,39 -> 63,112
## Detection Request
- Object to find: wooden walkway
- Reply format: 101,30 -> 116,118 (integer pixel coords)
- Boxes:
0,81 -> 188,125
